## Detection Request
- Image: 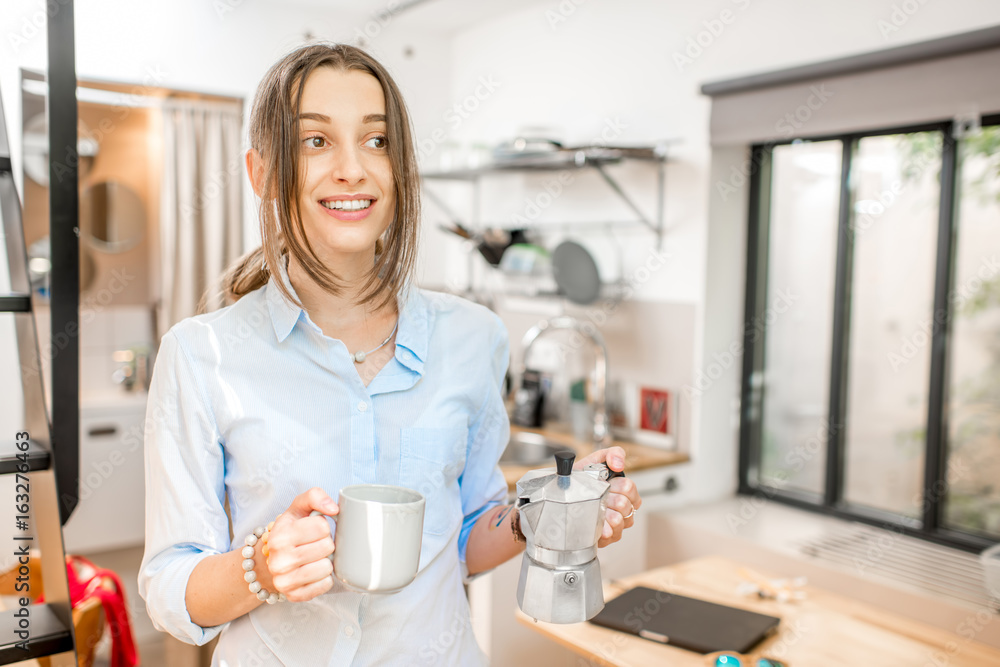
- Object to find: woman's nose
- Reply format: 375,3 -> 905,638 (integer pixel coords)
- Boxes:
330,145 -> 365,185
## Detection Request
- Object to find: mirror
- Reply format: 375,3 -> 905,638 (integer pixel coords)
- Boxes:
80,181 -> 145,253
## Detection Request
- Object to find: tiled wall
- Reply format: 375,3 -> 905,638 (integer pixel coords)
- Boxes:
32,302 -> 155,412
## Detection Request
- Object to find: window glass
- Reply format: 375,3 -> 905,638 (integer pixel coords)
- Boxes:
944,125 -> 1000,538
757,141 -> 841,493
842,132 -> 942,518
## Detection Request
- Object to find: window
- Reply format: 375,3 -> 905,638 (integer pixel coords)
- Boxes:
740,116 -> 1000,551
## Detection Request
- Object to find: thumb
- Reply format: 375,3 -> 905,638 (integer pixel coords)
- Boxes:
276,487 -> 338,527
575,446 -> 627,472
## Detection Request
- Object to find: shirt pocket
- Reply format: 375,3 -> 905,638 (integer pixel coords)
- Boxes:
399,426 -> 468,536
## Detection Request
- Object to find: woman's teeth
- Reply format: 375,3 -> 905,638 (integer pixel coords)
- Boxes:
321,199 -> 372,211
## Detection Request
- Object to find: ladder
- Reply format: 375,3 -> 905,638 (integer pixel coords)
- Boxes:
0,63 -> 77,667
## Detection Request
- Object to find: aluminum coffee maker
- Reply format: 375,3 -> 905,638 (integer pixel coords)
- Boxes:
515,450 -> 624,624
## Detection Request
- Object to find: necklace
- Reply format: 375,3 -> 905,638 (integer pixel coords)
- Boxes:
351,318 -> 399,363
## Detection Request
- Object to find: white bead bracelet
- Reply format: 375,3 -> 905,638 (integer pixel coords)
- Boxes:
243,526 -> 286,604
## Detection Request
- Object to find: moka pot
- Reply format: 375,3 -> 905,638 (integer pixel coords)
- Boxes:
515,450 -> 624,624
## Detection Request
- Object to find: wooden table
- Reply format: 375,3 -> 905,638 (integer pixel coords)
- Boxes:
502,425 -> 688,492
517,556 -> 1000,666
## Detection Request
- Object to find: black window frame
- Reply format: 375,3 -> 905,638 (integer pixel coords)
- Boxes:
738,114 -> 1000,553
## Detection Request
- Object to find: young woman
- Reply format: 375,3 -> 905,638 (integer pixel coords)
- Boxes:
138,43 -> 642,666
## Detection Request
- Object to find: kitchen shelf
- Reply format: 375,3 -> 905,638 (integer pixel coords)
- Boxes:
421,141 -> 672,249
421,144 -> 668,180
0,294 -> 32,312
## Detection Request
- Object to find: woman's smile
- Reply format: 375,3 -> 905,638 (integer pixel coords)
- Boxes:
318,194 -> 378,221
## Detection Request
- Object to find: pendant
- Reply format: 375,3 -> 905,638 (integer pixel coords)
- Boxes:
353,351 -> 366,363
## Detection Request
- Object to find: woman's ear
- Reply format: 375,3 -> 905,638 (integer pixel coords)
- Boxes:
245,148 -> 265,197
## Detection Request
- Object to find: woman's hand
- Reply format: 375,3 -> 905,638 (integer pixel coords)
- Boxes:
264,487 -> 338,602
574,446 -> 642,548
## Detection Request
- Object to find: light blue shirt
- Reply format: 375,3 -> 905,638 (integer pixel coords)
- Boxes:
138,256 -> 510,666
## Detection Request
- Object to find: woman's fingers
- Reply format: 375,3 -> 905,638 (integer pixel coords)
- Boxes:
598,509 -> 626,548
266,533 -> 335,576
272,557 -> 336,602
263,494 -> 338,602
597,477 -> 640,547
274,487 -> 339,527
268,514 -> 331,554
609,475 -> 641,510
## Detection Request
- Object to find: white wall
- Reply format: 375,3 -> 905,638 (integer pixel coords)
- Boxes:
438,0 -> 1000,506
4,0 -> 1000,504
1,0 -> 455,245
0,0 -> 456,419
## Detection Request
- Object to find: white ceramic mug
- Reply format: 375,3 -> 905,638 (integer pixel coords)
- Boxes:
320,484 -> 425,593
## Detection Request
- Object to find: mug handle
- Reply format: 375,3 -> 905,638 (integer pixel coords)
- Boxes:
309,510 -> 337,562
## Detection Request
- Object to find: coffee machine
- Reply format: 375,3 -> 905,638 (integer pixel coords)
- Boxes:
515,451 -> 623,624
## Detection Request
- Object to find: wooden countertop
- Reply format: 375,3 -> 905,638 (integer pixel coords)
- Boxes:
516,555 -> 1000,666
502,425 -> 689,492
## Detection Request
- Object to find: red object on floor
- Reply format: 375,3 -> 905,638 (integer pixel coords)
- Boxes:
40,555 -> 139,667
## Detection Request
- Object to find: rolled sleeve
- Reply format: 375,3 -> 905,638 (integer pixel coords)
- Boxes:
457,316 -> 511,568
137,329 -> 231,646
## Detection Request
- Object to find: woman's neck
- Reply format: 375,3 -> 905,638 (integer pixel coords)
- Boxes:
286,253 -> 397,343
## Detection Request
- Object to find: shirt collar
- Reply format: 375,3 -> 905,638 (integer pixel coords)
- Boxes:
265,254 -> 305,343
265,254 -> 430,372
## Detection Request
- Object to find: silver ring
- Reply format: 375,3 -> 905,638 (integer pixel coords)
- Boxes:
624,507 -> 637,519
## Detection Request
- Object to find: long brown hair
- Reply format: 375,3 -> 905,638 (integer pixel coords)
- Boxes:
221,43 -> 420,311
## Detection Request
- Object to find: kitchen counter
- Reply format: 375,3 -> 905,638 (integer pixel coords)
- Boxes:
501,424 -> 689,492
517,555 -> 1000,666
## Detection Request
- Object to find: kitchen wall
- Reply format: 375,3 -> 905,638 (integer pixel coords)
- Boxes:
0,0 -> 457,425
420,0 -> 1000,508
2,0 -> 999,514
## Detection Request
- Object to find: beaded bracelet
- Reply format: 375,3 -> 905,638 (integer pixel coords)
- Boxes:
241,525 -> 286,604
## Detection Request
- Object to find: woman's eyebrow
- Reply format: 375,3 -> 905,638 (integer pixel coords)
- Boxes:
298,112 -> 330,123
297,112 -> 386,124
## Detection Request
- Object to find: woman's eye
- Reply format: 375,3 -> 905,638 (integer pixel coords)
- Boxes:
365,135 -> 388,150
305,136 -> 326,149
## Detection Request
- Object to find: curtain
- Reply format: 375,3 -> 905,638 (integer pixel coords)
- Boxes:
158,100 -> 243,338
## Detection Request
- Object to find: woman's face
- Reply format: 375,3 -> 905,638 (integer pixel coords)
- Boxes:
295,67 -> 395,263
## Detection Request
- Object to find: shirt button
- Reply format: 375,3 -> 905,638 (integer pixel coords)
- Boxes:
344,625 -> 355,638
357,401 -> 368,412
